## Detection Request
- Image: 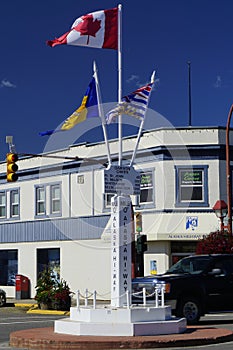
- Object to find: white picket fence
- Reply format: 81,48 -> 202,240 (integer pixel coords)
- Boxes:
75,285 -> 165,309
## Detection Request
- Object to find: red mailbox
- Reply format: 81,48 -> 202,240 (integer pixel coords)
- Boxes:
15,274 -> 30,299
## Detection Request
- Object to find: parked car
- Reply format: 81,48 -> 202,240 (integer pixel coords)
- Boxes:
0,289 -> 6,307
132,254 -> 233,325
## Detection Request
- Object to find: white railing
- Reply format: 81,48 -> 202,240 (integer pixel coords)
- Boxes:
75,285 -> 165,309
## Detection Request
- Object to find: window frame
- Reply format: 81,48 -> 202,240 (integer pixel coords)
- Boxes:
0,191 -> 7,219
175,165 -> 209,207
0,249 -> 18,286
35,185 -> 46,217
10,189 -> 20,218
37,247 -> 60,281
50,183 -> 62,216
139,169 -> 155,208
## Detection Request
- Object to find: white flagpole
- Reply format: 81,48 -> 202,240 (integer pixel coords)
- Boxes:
129,70 -> 156,167
118,4 -> 122,166
93,61 -> 112,166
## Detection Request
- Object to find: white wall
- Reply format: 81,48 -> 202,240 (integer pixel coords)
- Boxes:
2,238 -> 111,300
143,241 -> 170,275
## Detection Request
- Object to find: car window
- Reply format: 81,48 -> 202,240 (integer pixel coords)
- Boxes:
166,257 -> 211,275
212,257 -> 233,275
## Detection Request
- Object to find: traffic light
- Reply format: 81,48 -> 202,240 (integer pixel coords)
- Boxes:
135,212 -> 142,233
136,234 -> 147,254
6,153 -> 18,182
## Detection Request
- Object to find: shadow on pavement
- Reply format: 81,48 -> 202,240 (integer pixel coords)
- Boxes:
5,302 -> 15,307
200,318 -> 233,326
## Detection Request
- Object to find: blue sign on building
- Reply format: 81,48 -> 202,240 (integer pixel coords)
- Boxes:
186,216 -> 198,231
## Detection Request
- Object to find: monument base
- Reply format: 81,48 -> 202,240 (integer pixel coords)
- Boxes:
54,305 -> 186,336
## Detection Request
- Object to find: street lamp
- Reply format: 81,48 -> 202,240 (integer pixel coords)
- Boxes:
213,200 -> 228,232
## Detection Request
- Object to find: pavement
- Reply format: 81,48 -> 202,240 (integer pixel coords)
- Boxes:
7,298 -> 233,349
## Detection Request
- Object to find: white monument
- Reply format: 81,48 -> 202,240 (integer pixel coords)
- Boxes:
54,166 -> 186,336
54,36 -> 186,336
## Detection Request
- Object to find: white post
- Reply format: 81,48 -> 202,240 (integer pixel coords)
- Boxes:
161,285 -> 165,307
93,290 -> 97,309
76,290 -> 80,308
126,290 -> 130,309
118,4 -> 122,166
155,287 -> 159,308
143,287 -> 146,306
85,288 -> 88,307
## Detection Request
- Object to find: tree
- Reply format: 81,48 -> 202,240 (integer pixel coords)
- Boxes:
196,230 -> 233,254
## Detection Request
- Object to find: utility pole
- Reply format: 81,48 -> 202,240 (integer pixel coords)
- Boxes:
187,61 -> 192,127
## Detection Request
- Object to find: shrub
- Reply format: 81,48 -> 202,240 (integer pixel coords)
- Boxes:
53,279 -> 72,310
196,230 -> 233,254
35,267 -> 72,310
35,268 -> 56,305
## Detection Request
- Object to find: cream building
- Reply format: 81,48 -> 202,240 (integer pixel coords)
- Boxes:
0,126 -> 230,299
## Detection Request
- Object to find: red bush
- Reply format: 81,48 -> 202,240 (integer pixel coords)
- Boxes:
196,230 -> 233,254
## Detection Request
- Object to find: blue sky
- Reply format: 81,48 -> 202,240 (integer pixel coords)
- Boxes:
0,0 -> 233,160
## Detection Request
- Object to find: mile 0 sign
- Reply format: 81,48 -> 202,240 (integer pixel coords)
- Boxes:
104,165 -> 141,196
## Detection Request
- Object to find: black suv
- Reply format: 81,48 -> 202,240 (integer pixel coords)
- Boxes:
132,254 -> 233,324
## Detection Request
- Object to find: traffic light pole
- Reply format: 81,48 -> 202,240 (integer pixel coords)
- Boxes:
135,249 -> 144,277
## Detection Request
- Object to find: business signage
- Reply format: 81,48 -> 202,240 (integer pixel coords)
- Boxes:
140,172 -> 153,188
180,170 -> 202,185
104,165 -> 141,195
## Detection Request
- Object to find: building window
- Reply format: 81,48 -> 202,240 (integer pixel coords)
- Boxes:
179,169 -> 203,201
176,166 -> 209,207
171,242 -> 197,265
10,190 -> 19,217
140,171 -> 154,204
0,192 -> 6,218
36,186 -> 46,216
50,184 -> 61,214
104,193 -> 114,208
37,248 -> 60,281
0,250 -> 18,286
35,183 -> 62,218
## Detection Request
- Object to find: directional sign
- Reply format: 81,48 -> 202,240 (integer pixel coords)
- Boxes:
104,166 -> 141,195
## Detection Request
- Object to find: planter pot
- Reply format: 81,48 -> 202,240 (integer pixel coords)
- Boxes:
52,297 -> 71,311
39,302 -> 49,310
39,302 -> 52,310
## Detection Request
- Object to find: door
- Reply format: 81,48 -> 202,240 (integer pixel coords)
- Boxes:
205,256 -> 233,311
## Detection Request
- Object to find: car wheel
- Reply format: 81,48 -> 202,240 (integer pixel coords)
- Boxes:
177,297 -> 201,325
0,292 -> 6,307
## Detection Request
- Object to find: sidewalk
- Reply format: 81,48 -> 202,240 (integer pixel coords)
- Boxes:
9,326 -> 233,349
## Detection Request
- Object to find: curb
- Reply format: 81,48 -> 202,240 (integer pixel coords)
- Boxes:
27,308 -> 70,315
13,302 -> 70,315
9,326 -> 233,349
14,303 -> 36,308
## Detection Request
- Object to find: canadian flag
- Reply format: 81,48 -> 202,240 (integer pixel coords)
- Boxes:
47,8 -> 118,50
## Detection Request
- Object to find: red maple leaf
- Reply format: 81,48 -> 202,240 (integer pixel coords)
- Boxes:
74,14 -> 101,45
